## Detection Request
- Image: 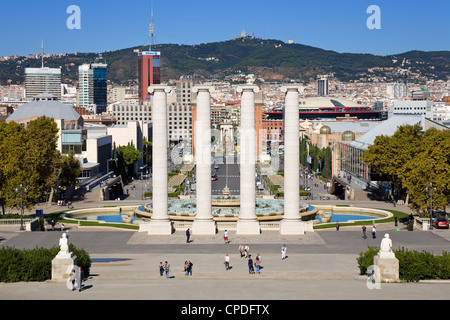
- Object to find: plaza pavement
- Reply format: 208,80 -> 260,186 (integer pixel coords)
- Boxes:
0,198 -> 449,304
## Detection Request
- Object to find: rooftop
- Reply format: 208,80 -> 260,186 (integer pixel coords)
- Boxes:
6,93 -> 80,122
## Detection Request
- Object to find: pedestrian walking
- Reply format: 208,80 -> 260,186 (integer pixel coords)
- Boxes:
186,228 -> 191,243
159,262 -> 164,276
223,230 -> 229,244
164,261 -> 171,278
362,225 -> 367,239
255,256 -> 261,274
184,261 -> 189,275
336,221 -> 340,231
372,225 -> 377,239
238,244 -> 244,258
248,255 -> 254,274
281,244 -> 287,260
76,266 -> 84,292
244,244 -> 250,258
186,260 -> 193,276
224,254 -> 230,271
70,269 -> 76,291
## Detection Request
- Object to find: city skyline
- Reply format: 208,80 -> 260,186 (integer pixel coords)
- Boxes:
1,0 -> 450,57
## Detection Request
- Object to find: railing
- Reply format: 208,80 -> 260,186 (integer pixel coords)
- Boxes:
260,221 -> 280,230
172,221 -> 281,231
0,219 -> 33,225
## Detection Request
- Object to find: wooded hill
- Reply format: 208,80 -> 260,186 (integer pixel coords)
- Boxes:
1,38 -> 449,85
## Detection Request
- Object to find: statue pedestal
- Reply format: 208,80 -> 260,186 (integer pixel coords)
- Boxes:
52,253 -> 77,282
373,254 -> 399,283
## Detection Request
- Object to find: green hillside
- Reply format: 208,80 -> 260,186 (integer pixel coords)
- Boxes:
1,38 -> 449,85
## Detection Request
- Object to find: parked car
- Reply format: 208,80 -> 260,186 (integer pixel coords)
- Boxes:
433,217 -> 449,229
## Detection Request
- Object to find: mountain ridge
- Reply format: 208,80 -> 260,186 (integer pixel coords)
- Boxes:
1,37 -> 449,85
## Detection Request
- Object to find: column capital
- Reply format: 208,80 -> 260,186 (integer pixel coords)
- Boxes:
192,85 -> 215,94
236,85 -> 260,94
280,85 -> 303,94
148,85 -> 172,94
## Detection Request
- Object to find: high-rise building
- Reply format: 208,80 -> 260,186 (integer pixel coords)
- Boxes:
25,67 -> 62,100
318,78 -> 329,96
386,83 -> 407,99
138,51 -> 161,102
78,63 -> 108,113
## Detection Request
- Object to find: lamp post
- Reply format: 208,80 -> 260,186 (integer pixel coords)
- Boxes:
15,184 -> 27,231
425,183 -> 436,230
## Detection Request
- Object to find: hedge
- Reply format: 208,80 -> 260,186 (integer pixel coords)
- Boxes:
357,246 -> 450,282
0,244 -> 91,283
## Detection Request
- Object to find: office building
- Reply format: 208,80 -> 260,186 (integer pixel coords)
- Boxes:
78,63 -> 108,113
107,99 -> 152,126
318,78 -> 329,96
138,51 -> 161,102
386,83 -> 407,99
25,67 -> 61,100
390,100 -> 433,118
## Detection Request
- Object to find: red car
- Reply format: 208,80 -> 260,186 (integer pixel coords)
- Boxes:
433,217 -> 449,229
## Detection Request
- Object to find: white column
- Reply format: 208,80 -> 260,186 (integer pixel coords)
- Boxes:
280,85 -> 305,235
192,85 -> 216,234
236,85 -> 260,235
146,85 -> 173,235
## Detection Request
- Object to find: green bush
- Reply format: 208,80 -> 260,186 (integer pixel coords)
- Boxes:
357,246 -> 450,282
0,244 -> 91,283
356,246 -> 379,275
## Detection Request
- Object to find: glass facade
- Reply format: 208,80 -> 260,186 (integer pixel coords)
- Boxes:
337,142 -> 370,181
93,65 -> 107,113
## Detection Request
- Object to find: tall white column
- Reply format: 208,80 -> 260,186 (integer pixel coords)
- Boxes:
236,85 -> 260,235
146,85 -> 173,235
280,85 -> 305,235
192,85 -> 216,234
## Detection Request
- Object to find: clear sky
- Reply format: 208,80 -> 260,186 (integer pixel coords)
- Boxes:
1,0 -> 449,57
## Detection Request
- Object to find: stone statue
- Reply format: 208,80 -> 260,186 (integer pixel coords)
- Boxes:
56,233 -> 71,258
378,233 -> 395,258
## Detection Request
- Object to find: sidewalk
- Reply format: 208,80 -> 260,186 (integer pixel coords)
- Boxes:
1,198 -> 448,301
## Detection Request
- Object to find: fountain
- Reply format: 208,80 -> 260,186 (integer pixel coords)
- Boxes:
135,196 -> 316,222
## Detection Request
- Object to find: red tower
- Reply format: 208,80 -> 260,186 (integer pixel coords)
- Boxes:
138,51 -> 161,102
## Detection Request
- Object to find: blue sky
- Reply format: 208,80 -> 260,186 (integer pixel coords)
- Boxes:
1,0 -> 449,57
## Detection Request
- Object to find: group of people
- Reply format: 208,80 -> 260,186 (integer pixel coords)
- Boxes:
159,260 -> 193,278
361,225 -> 377,239
69,266 -> 84,292
225,243 -> 288,274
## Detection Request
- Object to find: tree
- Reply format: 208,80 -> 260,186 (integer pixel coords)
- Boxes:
362,125 -> 450,215
361,124 -> 423,199
113,143 -> 142,181
401,128 -> 450,214
0,117 -> 61,210
58,152 -> 82,193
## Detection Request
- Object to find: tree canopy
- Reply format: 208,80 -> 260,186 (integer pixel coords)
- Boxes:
362,125 -> 450,215
0,117 -> 81,211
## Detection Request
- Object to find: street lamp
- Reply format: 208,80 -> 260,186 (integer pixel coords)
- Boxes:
425,183 -> 436,230
15,184 -> 27,231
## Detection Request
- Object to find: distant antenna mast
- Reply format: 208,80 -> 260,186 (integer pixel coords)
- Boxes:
41,39 -> 44,68
149,5 -> 155,51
